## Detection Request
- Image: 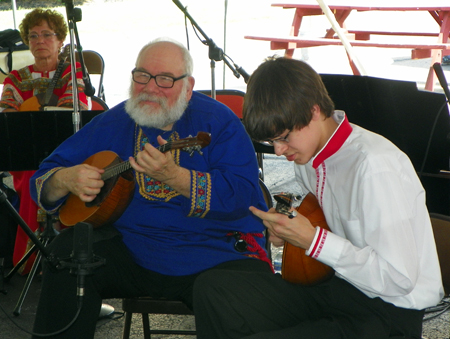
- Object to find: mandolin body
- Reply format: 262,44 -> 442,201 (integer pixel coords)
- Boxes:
281,192 -> 334,285
59,151 -> 135,228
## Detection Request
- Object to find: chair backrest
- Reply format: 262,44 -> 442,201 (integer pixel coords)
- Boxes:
90,96 -> 109,111
429,213 -> 450,296
259,178 -> 272,209
75,50 -> 106,101
259,178 -> 273,260
197,89 -> 245,119
197,89 -> 274,180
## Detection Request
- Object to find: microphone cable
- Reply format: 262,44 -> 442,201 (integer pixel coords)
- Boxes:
0,297 -> 82,337
183,5 -> 190,51
423,297 -> 450,322
223,0 -> 228,89
418,63 -> 450,179
417,98 -> 449,179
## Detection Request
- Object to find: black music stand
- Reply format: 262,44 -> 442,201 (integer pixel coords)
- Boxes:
0,110 -> 102,171
0,110 -> 103,315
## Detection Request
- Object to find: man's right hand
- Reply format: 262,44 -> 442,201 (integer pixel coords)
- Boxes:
43,164 -> 105,204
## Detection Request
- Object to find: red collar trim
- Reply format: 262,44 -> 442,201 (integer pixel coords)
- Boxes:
312,114 -> 352,169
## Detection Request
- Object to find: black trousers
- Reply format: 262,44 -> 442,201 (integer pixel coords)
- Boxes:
32,225 -> 272,339
193,269 -> 425,339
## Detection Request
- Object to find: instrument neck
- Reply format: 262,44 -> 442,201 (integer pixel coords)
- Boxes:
100,142 -> 173,181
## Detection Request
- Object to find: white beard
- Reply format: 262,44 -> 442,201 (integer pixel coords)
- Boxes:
125,85 -> 189,129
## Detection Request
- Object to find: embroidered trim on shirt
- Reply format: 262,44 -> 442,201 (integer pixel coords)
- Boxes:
134,126 -> 181,202
188,170 -> 211,218
315,163 -> 326,207
35,167 -> 65,213
308,227 -> 328,259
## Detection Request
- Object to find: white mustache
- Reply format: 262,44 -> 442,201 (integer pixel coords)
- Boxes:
136,93 -> 167,107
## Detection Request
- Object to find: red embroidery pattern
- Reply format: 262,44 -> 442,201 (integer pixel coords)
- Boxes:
309,227 -> 328,259
315,163 -> 326,207
188,170 -> 211,218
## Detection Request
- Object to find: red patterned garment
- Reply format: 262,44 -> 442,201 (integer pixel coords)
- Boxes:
0,61 -> 88,111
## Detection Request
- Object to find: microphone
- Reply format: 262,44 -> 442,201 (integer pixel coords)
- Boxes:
70,222 -> 94,298
64,0 -> 74,19
83,73 -> 96,97
234,64 -> 251,83
433,62 -> 450,102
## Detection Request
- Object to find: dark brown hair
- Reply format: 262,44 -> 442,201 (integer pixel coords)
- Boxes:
242,56 -> 334,141
19,9 -> 68,45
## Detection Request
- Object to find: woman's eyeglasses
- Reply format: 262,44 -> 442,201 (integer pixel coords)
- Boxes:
28,32 -> 58,41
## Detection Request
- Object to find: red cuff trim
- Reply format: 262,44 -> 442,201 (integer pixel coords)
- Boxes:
309,227 -> 328,259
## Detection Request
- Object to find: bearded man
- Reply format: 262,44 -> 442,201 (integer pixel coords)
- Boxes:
30,38 -> 273,339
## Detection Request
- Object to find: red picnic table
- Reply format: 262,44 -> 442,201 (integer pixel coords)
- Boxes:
245,1 -> 450,91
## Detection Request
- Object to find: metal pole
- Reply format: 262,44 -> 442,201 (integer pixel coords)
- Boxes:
316,0 -> 367,75
11,0 -> 17,29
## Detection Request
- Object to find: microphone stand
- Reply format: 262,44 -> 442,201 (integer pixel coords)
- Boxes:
0,184 -> 106,317
0,184 -> 61,315
172,0 -> 250,99
64,1 -> 95,133
433,62 -> 450,104
0,190 -> 58,268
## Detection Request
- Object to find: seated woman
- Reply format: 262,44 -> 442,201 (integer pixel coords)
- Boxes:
0,8 -> 88,274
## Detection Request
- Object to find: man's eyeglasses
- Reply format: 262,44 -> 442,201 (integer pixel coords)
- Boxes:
28,32 -> 58,41
131,68 -> 188,89
261,131 -> 291,146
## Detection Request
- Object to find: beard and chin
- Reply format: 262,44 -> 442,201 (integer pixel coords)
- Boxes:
125,84 -> 189,130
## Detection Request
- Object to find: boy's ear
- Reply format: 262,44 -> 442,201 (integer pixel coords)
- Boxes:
311,104 -> 322,121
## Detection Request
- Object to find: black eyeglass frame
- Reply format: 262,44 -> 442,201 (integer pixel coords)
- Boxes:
259,130 -> 291,146
131,68 -> 188,88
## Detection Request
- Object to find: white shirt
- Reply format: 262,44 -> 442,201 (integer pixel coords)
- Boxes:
296,111 -> 444,310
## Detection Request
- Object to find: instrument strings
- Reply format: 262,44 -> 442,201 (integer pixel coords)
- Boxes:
100,141 -> 175,181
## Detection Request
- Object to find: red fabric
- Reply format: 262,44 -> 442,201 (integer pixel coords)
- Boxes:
228,231 -> 274,273
10,170 -> 39,274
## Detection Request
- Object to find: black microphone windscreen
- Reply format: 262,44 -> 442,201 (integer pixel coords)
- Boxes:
84,82 -> 96,97
72,222 -> 93,264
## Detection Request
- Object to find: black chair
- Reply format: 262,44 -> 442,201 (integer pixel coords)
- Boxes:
121,179 -> 273,338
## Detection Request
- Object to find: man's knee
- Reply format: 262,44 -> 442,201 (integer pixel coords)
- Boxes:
46,227 -> 75,257
195,269 -> 223,293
